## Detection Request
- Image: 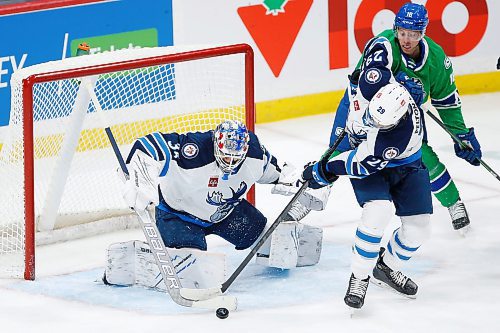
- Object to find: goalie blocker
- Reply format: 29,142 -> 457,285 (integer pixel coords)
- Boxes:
104,221 -> 323,289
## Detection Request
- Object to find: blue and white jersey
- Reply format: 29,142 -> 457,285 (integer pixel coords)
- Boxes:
327,98 -> 424,179
126,131 -> 280,226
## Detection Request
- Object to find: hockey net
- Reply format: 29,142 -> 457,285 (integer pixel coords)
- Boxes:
0,44 -> 255,280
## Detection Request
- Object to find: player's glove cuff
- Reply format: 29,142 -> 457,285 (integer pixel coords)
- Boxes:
302,161 -> 338,189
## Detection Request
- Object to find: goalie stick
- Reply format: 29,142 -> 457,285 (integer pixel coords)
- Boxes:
425,107 -> 500,182
83,80 -> 237,311
182,128 -> 348,301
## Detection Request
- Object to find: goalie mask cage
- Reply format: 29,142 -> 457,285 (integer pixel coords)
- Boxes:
0,44 -> 255,280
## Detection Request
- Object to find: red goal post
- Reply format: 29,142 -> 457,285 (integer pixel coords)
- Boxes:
0,44 -> 255,280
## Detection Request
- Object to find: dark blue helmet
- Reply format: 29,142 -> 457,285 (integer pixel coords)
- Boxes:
394,2 -> 429,35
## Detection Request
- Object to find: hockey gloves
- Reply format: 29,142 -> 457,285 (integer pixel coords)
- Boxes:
454,127 -> 482,166
302,160 -> 338,189
395,71 -> 425,107
272,162 -> 332,211
123,151 -> 160,211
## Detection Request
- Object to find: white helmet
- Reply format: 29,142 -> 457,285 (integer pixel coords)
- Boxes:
213,120 -> 250,173
364,83 -> 413,130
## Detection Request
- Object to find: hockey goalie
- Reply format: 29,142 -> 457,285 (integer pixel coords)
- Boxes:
103,120 -> 330,290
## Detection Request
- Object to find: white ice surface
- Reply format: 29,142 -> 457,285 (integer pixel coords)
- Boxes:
1,93 -> 500,332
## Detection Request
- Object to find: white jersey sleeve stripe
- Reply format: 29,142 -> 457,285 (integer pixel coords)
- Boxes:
138,137 -> 157,160
262,149 -> 271,173
346,149 -> 357,176
152,132 -> 171,177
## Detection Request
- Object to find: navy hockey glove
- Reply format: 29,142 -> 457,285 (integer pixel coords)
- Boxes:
302,161 -> 338,189
395,71 -> 425,106
454,127 -> 482,166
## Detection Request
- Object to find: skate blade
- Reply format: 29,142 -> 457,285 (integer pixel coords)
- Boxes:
371,278 -> 417,299
457,225 -> 471,237
348,306 -> 361,318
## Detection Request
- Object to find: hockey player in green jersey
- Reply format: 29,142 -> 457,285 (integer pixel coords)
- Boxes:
327,2 -> 482,235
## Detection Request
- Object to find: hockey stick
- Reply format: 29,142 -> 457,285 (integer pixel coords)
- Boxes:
182,129 -> 348,301
425,108 -> 500,182
84,81 -> 237,311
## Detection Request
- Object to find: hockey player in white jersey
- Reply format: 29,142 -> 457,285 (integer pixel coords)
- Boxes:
103,120 -> 326,290
302,81 -> 432,310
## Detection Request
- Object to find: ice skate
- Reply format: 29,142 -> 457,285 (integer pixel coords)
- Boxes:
448,199 -> 470,235
372,248 -> 418,298
344,273 -> 369,311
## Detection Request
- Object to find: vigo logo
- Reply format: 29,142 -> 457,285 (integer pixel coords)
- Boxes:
240,0 -> 488,75
329,0 -> 488,69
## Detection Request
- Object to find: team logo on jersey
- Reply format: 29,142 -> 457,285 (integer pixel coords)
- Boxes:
444,56 -> 452,69
366,68 -> 381,84
383,147 -> 400,160
208,176 -> 219,187
181,143 -> 199,159
206,182 -> 248,223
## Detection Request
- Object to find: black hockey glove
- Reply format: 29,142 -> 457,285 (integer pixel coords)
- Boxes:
302,160 -> 339,189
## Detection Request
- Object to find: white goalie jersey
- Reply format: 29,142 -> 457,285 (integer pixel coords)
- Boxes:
125,130 -> 281,226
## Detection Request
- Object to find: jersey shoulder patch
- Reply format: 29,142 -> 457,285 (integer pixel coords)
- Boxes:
365,68 -> 382,84
170,132 -> 215,169
382,147 -> 400,160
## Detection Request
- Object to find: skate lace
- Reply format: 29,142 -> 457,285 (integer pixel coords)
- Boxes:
390,271 -> 408,287
448,201 -> 466,220
349,276 -> 368,298
287,201 -> 311,221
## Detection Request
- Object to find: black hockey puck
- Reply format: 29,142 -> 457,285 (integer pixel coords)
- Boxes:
216,307 -> 229,319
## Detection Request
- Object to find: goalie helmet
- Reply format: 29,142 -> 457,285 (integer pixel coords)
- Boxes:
213,120 -> 250,174
364,83 -> 413,130
394,2 -> 429,36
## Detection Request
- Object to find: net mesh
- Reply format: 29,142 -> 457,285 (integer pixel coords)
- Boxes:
0,45 -> 249,278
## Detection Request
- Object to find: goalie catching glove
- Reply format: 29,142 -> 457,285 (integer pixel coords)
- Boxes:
122,150 -> 160,211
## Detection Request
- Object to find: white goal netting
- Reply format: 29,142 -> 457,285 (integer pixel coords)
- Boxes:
0,44 -> 253,279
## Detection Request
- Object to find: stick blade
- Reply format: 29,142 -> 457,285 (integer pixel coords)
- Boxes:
180,286 -> 223,301
192,295 -> 238,311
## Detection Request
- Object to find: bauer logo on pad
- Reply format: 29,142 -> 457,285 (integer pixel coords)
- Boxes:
208,177 -> 219,187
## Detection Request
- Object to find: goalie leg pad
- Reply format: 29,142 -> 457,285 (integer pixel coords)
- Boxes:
256,222 -> 301,269
296,224 -> 323,267
104,240 -> 136,286
255,222 -> 324,269
104,240 -> 226,290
